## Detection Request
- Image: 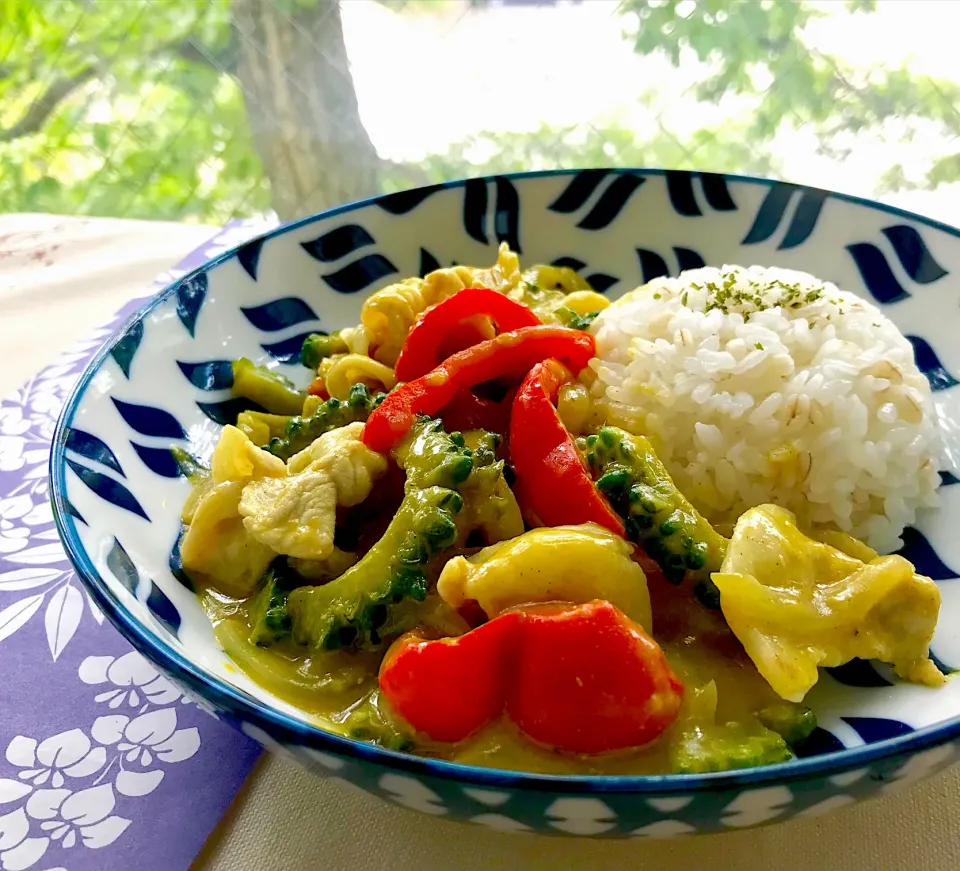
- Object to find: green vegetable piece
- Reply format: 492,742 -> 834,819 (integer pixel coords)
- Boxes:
231,357 -> 306,416
554,306 -> 601,332
214,617 -> 378,704
670,721 -> 794,774
247,568 -> 294,647
584,427 -> 728,593
399,417 -> 475,490
265,384 -> 385,461
288,486 -> 464,651
341,692 -> 413,752
300,332 -> 349,370
452,430 -> 523,548
236,411 -> 294,446
283,418 -> 516,651
757,703 -> 818,748
692,578 -> 721,610
170,447 -> 209,481
512,265 -> 594,321
596,467 -> 631,496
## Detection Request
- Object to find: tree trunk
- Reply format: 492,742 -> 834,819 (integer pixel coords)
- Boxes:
231,0 -> 381,221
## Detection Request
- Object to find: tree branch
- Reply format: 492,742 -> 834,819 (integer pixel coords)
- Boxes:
165,39 -> 238,74
0,33 -> 235,145
0,66 -> 98,142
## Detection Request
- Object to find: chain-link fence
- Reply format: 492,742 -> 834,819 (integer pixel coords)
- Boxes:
2,0 -> 959,226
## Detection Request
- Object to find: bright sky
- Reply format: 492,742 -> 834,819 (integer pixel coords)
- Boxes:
340,0 -> 960,225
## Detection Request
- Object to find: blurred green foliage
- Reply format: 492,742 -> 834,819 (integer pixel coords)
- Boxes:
620,0 -> 960,180
0,0 -> 267,223
410,120 -> 782,188
1,0 -> 958,223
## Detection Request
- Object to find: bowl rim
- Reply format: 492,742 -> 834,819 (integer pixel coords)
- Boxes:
50,167 -> 960,796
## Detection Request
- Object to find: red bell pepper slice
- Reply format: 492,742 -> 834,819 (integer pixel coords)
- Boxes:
363,326 -> 595,453
509,359 -> 624,536
378,600 -> 683,753
394,288 -> 541,382
506,601 -> 683,755
306,376 -> 329,399
379,613 -> 522,743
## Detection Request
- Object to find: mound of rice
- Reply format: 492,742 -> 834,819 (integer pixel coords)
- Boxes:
587,264 -> 943,554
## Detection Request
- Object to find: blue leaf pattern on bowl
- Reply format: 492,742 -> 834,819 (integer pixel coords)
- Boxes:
742,184 -> 826,249
169,528 -> 194,592
665,170 -> 704,217
66,459 -> 150,521
585,273 -> 619,293
300,224 -> 375,263
419,247 -> 441,277
882,225 -> 948,284
906,335 -> 959,391
777,189 -> 828,250
794,728 -> 846,758
111,397 -> 186,440
196,397 -> 267,426
847,242 -> 911,304
552,256 -> 588,271
236,236 -> 264,281
493,176 -> 522,252
106,537 -> 141,594
321,254 -> 398,295
548,170 -> 612,214
930,649 -> 958,676
637,248 -> 671,283
64,498 -> 86,526
260,331 -> 322,363
110,318 -> 144,379
635,247 -> 704,283
842,716 -> 915,743
176,272 -> 208,337
241,297 -> 319,332
673,246 -> 706,272
698,172 -> 737,212
575,173 -> 645,230
65,427 -> 126,477
896,527 -> 959,581
826,659 -> 893,688
376,185 -> 444,215
177,359 -> 234,391
145,581 -> 181,637
462,177 -> 489,244
130,442 -> 182,478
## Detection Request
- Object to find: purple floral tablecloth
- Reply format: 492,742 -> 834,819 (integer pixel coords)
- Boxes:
0,218 -> 276,871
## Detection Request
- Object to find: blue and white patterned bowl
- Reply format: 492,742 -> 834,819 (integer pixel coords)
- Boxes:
50,170 -> 960,837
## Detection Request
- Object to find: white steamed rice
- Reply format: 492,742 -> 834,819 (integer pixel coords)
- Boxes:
587,264 -> 943,554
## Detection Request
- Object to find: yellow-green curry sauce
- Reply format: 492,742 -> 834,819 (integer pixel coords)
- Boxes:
202,573 -> 781,775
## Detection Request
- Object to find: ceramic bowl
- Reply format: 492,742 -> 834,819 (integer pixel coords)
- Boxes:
50,170 -> 960,837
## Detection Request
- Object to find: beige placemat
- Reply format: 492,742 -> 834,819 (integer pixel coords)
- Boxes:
4,213 -> 957,871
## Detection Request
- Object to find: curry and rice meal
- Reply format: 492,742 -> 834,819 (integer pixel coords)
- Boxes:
174,244 -> 945,774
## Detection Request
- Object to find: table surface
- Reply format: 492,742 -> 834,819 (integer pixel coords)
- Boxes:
4,212 -> 959,871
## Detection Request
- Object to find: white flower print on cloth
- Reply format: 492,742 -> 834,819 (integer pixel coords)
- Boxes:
79,653 -> 183,711
5,733 -> 105,789
0,652 -> 206,869
0,805 -> 50,871
91,710 -> 200,797
0,219 -> 262,871
0,497 -> 31,555
25,785 -> 129,850
0,408 -> 30,438
0,438 -> 27,476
